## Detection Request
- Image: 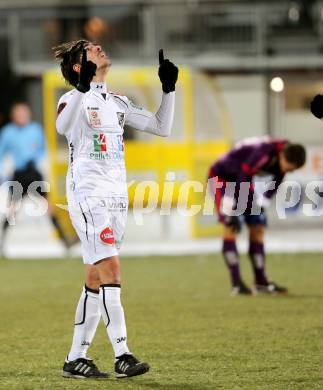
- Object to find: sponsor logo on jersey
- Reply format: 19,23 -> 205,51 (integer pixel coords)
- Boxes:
99,200 -> 127,209
88,108 -> 101,126
93,133 -> 107,152
91,119 -> 101,126
116,112 -> 125,127
117,135 -> 124,151
100,227 -> 115,245
109,201 -> 127,210
90,134 -> 124,160
89,151 -> 124,160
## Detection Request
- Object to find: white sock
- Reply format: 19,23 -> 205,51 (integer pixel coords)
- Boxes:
99,284 -> 130,358
68,285 -> 101,361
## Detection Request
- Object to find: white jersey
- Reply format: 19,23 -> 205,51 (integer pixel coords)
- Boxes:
56,82 -> 175,202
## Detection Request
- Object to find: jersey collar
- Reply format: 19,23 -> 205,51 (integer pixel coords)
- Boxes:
90,82 -> 107,94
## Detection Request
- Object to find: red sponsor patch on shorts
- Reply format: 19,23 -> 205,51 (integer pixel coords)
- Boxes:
100,227 -> 115,245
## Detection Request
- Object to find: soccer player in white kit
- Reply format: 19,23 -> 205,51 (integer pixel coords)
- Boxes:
53,40 -> 178,379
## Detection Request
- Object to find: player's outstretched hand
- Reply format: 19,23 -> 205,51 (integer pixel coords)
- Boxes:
223,215 -> 242,233
158,49 -> 178,93
76,48 -> 97,93
310,94 -> 323,119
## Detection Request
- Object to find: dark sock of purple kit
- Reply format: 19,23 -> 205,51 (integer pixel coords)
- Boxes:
222,239 -> 241,287
248,241 -> 268,285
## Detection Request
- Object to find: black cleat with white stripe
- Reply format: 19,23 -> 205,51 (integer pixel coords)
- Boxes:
255,281 -> 288,295
62,357 -> 109,379
115,353 -> 150,378
231,281 -> 253,296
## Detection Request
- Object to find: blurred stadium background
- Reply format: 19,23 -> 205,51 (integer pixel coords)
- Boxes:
1,2 -> 323,389
0,0 -> 323,257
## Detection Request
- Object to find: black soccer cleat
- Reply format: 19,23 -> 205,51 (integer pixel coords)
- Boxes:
115,353 -> 150,379
231,281 -> 253,296
62,357 -> 109,379
255,282 -> 288,295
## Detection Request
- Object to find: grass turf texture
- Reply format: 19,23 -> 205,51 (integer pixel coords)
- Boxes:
0,254 -> 322,390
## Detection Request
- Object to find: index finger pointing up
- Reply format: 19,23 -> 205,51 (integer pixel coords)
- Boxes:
81,48 -> 87,66
159,49 -> 164,65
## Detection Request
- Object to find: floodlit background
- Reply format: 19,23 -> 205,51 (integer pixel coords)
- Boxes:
0,0 -> 323,257
1,4 -> 323,389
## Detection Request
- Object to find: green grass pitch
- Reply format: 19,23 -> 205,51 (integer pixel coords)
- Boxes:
0,253 -> 322,390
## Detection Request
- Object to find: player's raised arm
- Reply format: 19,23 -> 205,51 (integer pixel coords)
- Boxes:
124,49 -> 178,137
158,49 -> 178,94
56,91 -> 83,135
55,46 -> 97,135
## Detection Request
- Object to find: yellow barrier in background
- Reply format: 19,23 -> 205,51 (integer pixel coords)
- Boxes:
43,67 -> 230,239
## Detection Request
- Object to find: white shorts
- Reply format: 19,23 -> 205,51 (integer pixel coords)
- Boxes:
68,196 -> 128,264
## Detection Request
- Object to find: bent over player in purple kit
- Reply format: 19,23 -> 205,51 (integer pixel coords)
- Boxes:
208,137 -> 306,296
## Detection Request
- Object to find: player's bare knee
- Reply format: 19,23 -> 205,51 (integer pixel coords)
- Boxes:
85,265 -> 100,289
85,277 -> 100,290
99,272 -> 121,285
103,265 -> 121,284
95,257 -> 121,285
86,274 -> 101,290
110,274 -> 121,284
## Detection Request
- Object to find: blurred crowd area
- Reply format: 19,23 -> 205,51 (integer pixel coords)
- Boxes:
0,1 -> 322,143
0,1 -> 322,139
1,0 -> 323,127
1,0 -> 323,67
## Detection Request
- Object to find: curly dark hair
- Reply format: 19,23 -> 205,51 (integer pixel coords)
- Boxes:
283,143 -> 306,168
53,39 -> 89,87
